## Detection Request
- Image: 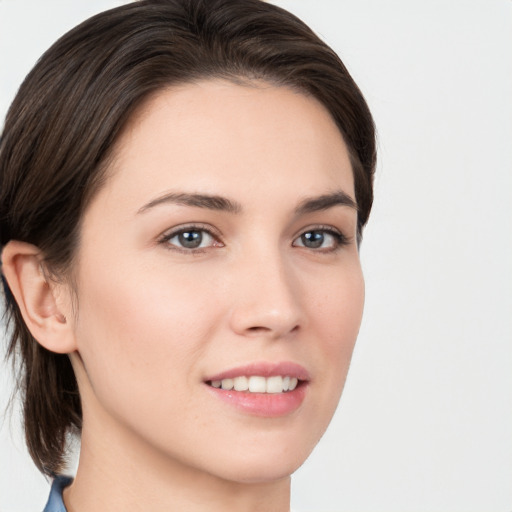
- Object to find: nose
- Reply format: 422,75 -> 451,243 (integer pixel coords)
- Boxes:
228,249 -> 304,340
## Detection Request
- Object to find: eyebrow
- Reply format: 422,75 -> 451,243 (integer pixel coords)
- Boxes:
137,190 -> 357,215
294,191 -> 358,215
138,192 -> 242,214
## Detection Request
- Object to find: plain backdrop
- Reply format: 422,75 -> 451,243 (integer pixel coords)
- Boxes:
1,1 -> 511,511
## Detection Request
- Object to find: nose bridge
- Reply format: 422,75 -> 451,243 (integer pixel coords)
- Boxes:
228,241 -> 303,338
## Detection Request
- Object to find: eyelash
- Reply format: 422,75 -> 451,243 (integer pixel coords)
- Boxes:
158,224 -> 350,254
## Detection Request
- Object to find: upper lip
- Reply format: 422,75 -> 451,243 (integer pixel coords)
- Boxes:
205,361 -> 310,382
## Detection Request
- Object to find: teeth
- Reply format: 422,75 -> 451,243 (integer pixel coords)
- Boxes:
211,375 -> 300,393
221,378 -> 234,390
233,376 -> 249,391
266,376 -> 283,394
248,376 -> 267,392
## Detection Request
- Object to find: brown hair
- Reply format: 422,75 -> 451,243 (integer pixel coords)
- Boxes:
0,0 -> 376,476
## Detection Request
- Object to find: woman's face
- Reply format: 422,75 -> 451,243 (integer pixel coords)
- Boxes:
69,80 -> 364,483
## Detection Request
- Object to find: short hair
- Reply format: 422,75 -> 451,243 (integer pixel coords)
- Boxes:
0,0 -> 376,475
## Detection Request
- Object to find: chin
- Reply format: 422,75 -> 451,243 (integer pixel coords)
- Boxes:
199,429 -> 321,485
214,457 -> 304,485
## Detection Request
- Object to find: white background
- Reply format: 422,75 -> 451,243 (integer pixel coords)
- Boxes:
1,1 -> 511,511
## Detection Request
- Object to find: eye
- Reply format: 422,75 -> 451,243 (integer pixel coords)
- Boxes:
293,228 -> 348,251
160,225 -> 222,252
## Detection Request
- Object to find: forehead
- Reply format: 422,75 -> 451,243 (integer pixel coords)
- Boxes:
91,79 -> 354,213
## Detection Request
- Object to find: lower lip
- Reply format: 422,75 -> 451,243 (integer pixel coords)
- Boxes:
205,384 -> 307,417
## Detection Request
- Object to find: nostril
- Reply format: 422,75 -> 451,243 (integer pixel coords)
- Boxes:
245,324 -> 299,336
247,326 -> 271,333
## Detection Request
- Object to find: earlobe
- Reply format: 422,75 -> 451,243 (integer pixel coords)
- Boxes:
1,240 -> 77,354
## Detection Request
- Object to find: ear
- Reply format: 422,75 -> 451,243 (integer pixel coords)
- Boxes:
1,240 -> 77,354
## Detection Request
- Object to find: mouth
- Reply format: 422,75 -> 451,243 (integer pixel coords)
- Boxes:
204,362 -> 309,417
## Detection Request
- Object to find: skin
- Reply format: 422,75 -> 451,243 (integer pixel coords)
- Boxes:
3,80 -> 364,512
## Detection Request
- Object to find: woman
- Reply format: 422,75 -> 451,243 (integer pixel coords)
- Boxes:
0,0 -> 375,510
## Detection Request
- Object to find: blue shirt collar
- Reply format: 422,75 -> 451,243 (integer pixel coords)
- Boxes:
43,476 -> 72,512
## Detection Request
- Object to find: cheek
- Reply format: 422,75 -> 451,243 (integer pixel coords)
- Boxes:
72,258 -> 219,407
313,261 -> 365,350
307,262 -> 364,417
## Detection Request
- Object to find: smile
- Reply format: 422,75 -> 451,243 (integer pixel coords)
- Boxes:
209,375 -> 299,393
204,362 -> 309,417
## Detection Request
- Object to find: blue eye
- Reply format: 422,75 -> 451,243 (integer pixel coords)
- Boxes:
162,227 -> 219,251
293,229 -> 347,250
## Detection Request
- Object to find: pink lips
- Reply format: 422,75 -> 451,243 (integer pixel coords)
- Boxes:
204,362 -> 309,418
206,361 -> 310,382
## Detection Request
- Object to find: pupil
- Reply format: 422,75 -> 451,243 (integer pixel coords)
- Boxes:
302,231 -> 324,248
179,231 -> 202,248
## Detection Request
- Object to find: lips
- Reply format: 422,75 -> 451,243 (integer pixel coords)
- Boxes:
206,361 -> 310,382
204,362 -> 309,417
